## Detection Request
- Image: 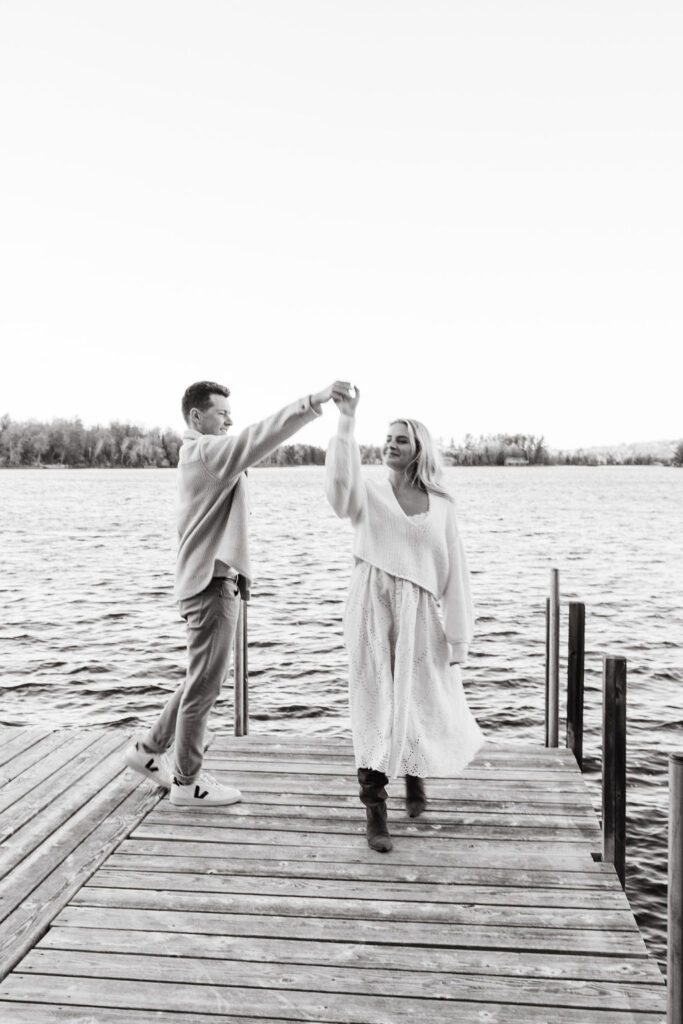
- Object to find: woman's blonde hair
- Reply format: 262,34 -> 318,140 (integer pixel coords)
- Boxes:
390,418 -> 454,502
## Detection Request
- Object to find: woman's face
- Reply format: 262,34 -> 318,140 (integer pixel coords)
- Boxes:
382,422 -> 415,472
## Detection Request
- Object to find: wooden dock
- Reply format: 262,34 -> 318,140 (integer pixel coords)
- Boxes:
0,726 -> 667,1022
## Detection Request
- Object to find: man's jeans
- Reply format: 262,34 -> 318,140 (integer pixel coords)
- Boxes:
144,577 -> 241,784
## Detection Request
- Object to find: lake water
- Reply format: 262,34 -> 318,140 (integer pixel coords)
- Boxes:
1,465 -> 682,969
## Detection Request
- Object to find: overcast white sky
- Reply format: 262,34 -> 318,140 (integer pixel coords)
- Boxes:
1,0 -> 681,450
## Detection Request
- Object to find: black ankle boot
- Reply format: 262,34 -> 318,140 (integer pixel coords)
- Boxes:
357,767 -> 393,853
405,774 -> 427,818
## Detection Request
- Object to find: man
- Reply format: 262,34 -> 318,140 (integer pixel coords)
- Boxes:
125,379 -> 350,806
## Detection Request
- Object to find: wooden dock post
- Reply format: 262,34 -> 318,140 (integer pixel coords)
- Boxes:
233,599 -> 249,736
669,752 -> 683,1024
566,601 -> 585,769
545,568 -> 560,747
602,655 -> 627,888
544,597 -> 549,744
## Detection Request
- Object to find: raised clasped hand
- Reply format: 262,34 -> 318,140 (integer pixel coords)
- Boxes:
332,383 -> 360,416
311,381 -> 354,409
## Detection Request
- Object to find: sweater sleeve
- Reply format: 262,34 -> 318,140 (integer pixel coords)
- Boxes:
198,396 -> 320,481
325,415 -> 365,522
442,512 -> 475,663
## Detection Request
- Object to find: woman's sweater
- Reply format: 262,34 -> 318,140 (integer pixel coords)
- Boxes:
325,415 -> 474,662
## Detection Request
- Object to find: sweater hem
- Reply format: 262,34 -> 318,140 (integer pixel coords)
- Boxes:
175,565 -> 252,602
352,554 -> 440,602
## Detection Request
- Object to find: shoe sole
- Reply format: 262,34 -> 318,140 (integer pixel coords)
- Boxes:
368,837 -> 393,852
406,803 -> 427,818
169,796 -> 242,807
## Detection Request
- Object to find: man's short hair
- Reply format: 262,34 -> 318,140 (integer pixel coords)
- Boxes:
181,381 -> 230,424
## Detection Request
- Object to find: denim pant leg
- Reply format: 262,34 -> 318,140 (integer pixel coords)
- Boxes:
143,578 -> 241,783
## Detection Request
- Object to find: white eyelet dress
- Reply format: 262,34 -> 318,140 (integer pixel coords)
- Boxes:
326,417 -> 485,778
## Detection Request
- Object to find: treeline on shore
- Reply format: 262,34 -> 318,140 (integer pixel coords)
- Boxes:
446,433 -> 549,466
0,414 -> 386,469
255,443 -> 383,466
1,416 -> 681,468
444,434 -> 683,466
0,415 -> 182,468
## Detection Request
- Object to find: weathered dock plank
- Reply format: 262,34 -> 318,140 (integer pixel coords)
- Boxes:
72,883 -> 637,932
195,770 -> 597,800
51,902 -> 652,955
107,844 -> 622,887
0,727 -> 53,769
0,729 -> 666,1022
130,822 -> 602,863
0,727 -> 166,982
144,807 -> 602,841
0,730 -> 74,785
135,790 -> 601,817
0,973 -> 668,1023
0,729 -> 107,829
37,926 -> 664,983
16,948 -> 670,1010
0,1006 -> 290,1024
203,756 -> 593,784
88,867 -> 631,908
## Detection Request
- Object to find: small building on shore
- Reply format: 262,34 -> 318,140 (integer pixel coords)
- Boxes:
504,446 -> 529,466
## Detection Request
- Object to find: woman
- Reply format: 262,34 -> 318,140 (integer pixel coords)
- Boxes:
325,386 -> 484,852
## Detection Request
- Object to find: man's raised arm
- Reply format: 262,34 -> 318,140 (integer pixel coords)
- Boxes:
198,381 -> 352,481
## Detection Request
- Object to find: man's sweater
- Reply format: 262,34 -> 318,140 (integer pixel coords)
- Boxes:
175,396 -> 320,600
325,415 -> 474,662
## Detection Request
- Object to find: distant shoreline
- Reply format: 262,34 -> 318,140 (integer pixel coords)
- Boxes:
1,414 -> 680,469
1,461 -> 679,471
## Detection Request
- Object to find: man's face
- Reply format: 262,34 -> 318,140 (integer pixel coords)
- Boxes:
191,393 -> 233,436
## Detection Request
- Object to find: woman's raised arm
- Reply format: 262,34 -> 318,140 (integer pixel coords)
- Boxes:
325,390 -> 365,521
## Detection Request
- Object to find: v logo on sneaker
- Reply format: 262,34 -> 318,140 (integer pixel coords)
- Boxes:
194,786 -> 208,799
145,759 -> 159,773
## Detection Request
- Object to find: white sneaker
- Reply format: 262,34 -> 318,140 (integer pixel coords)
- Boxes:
124,739 -> 173,789
170,771 -> 242,807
